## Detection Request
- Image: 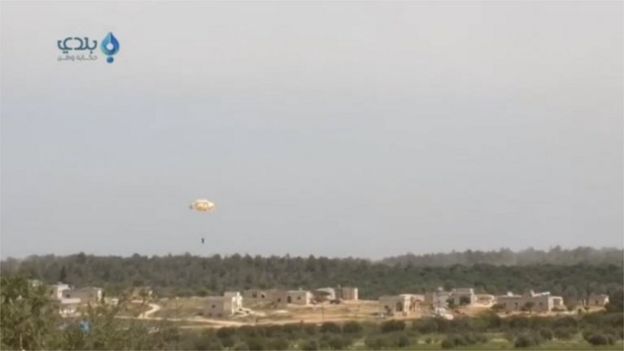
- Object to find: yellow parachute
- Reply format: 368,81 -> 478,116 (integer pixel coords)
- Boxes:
189,199 -> 216,212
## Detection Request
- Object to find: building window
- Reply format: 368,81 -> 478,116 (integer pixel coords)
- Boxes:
297,296 -> 301,300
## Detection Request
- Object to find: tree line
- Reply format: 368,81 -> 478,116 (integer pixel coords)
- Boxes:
380,246 -> 623,267
1,250 -> 622,302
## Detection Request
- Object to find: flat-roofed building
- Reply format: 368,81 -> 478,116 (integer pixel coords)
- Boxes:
379,294 -> 420,316
205,292 -> 244,318
451,288 -> 477,306
287,290 -> 312,305
314,287 -> 336,301
587,294 -> 609,307
242,289 -> 288,307
425,287 -> 451,308
339,287 -> 359,301
66,287 -> 103,305
496,291 -> 564,312
49,283 -> 71,300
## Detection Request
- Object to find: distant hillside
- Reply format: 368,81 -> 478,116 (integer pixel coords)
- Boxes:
380,247 -> 623,267
1,247 -> 622,301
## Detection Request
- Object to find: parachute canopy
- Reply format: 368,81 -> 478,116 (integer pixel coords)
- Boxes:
190,199 -> 215,212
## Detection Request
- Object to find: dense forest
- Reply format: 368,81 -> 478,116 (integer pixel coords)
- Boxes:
380,247 -> 623,267
1,247 -> 622,302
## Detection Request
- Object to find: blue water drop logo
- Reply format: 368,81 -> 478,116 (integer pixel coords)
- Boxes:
100,32 -> 120,63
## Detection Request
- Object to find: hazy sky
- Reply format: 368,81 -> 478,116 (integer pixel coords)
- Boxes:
1,1 -> 622,259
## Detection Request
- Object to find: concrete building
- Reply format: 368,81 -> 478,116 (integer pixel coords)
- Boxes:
338,287 -> 359,301
425,288 -> 451,308
450,288 -> 477,306
496,291 -> 564,313
205,292 -> 243,318
66,287 -> 103,305
476,294 -> 496,306
243,289 -> 288,307
49,283 -> 71,300
314,287 -> 336,301
287,289 -> 312,305
587,294 -> 609,307
379,294 -> 420,316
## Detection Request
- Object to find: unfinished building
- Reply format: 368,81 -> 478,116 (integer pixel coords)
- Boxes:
379,294 -> 420,316
496,291 -> 564,313
425,288 -> 451,308
205,292 -> 243,318
314,287 -> 336,301
450,288 -> 477,306
587,294 -> 609,307
338,287 -> 359,301
49,283 -> 71,300
242,289 -> 288,307
287,289 -> 312,305
66,287 -> 103,305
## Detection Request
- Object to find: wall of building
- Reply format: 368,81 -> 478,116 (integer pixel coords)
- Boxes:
287,290 -> 312,305
205,297 -> 227,318
379,295 -> 418,316
243,289 -> 287,307
68,288 -> 103,304
340,287 -> 358,301
496,293 -> 564,312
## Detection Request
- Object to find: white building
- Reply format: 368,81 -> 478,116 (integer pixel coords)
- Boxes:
49,283 -> 71,300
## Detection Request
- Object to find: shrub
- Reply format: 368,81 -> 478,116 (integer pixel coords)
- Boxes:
440,338 -> 455,349
514,333 -> 542,348
193,335 -> 223,350
233,342 -> 249,351
342,321 -> 363,334
217,327 -> 236,339
413,318 -> 438,333
239,326 -> 258,338
396,334 -> 410,347
365,336 -> 390,349
220,336 -> 235,348
553,326 -> 576,340
320,322 -> 341,333
380,320 -> 405,333
304,324 -> 318,335
246,338 -> 265,351
282,323 -> 302,336
440,333 -> 487,349
301,339 -> 319,351
327,336 -> 351,350
587,334 -> 609,346
584,332 -> 615,346
268,337 -> 289,350
539,328 -> 553,341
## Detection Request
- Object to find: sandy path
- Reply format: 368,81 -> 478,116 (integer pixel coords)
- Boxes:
139,303 -> 161,319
